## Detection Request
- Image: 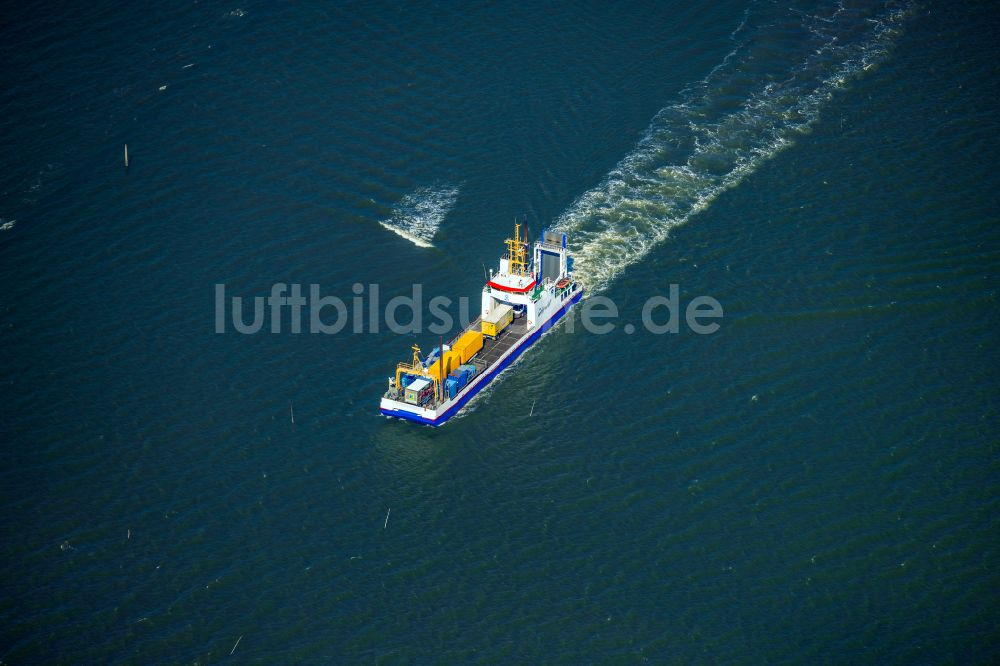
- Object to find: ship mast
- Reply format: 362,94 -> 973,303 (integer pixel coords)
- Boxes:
505,219 -> 528,277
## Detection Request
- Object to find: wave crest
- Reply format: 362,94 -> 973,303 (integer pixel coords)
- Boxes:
379,183 -> 461,248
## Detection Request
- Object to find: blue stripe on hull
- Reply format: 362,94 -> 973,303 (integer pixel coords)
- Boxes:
380,288 -> 583,426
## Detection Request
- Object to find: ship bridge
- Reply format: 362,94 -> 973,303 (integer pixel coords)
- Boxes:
482,221 -> 572,331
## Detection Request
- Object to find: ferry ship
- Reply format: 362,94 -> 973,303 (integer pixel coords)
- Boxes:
380,222 -> 583,425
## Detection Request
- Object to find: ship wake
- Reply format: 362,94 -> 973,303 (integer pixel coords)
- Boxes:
554,0 -> 916,293
379,183 -> 461,248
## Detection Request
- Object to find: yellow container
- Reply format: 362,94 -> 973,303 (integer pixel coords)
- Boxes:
452,330 -> 483,363
482,304 -> 513,338
447,349 -> 461,371
428,350 -> 462,381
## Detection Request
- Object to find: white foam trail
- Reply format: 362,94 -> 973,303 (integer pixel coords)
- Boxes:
379,183 -> 460,248
554,1 -> 916,293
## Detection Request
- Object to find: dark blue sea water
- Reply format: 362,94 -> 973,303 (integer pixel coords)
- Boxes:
2,0 -> 998,662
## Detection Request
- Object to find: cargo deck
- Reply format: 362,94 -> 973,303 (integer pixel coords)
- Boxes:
432,315 -> 529,377
474,316 -> 529,368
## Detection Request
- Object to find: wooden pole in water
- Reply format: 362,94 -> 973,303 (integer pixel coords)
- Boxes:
124,144 -> 129,168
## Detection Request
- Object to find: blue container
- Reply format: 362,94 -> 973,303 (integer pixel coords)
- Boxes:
449,369 -> 468,389
459,364 -> 477,379
444,377 -> 459,399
